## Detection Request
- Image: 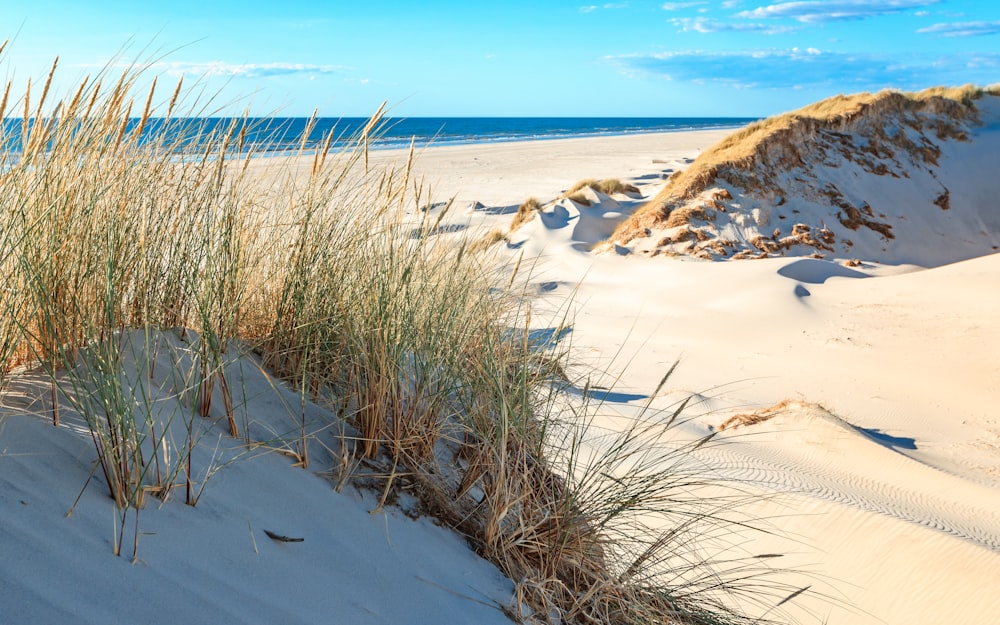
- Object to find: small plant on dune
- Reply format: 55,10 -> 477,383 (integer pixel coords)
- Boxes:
469,227 -> 509,253
510,196 -> 542,231
563,178 -> 600,205
595,178 -> 640,195
563,178 -> 640,206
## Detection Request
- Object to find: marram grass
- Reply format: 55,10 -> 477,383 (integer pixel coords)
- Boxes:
612,84 -> 998,244
0,45 -> 801,623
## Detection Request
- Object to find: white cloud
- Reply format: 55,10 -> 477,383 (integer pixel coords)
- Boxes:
607,48 -> 999,90
661,1 -> 706,9
152,61 -> 345,79
671,16 -> 797,34
738,0 -> 940,23
581,3 -> 628,12
917,21 -> 1000,37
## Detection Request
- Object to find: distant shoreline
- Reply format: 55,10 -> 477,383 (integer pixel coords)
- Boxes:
0,116 -> 757,155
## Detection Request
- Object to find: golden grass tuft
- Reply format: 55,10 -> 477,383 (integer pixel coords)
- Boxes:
595,178 -> 640,195
510,196 -> 542,231
562,178 -> 640,206
565,178 -> 600,195
563,179 -> 599,205
663,204 -> 711,229
468,227 -> 508,252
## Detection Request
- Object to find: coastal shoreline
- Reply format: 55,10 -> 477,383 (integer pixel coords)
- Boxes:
3,107 -> 998,625
376,122 -> 1000,625
254,128 -> 738,208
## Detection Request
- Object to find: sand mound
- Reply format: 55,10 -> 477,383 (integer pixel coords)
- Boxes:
611,86 -> 1000,266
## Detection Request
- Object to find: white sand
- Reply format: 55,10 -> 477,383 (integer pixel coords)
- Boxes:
2,126 -> 997,624
398,126 -> 1000,624
0,332 -> 516,624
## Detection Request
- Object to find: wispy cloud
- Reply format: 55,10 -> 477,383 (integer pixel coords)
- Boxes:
580,3 -> 628,12
917,21 -> 1000,37
671,16 -> 797,34
608,48 -> 997,89
738,0 -> 940,23
151,61 -> 345,78
661,1 -> 707,10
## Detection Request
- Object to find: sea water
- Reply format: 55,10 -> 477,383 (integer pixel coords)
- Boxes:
1,116 -> 756,156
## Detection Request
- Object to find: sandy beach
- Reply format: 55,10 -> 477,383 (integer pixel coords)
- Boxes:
6,0 -> 1000,620
2,119 -> 998,625
379,124 -> 1000,624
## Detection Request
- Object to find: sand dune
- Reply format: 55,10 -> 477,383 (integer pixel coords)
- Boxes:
0,332 -> 516,624
259,96 -> 1000,623
3,105 -> 997,624
420,100 -> 999,624
252,98 -> 1000,623
610,88 -> 1000,266
500,231 -> 1000,625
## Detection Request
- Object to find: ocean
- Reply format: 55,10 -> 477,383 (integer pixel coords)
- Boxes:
320,117 -> 758,150
2,116 -> 755,155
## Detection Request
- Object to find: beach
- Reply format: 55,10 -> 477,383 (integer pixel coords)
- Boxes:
377,126 -> 1000,624
6,0 -> 1000,619
2,121 -> 999,625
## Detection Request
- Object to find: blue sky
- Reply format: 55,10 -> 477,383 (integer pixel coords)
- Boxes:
3,1 -> 999,117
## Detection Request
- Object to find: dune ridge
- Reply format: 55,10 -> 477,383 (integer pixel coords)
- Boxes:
609,86 -> 1000,266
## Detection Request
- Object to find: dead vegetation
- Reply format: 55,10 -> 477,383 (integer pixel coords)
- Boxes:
934,189 -> 951,210
820,186 -> 894,240
717,400 -> 796,431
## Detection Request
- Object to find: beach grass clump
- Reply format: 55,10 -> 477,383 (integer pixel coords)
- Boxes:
0,57 -> 306,554
563,179 -> 600,205
469,227 -> 509,253
562,178 -> 640,206
0,43 -> 789,622
595,178 -> 640,195
510,196 -> 542,231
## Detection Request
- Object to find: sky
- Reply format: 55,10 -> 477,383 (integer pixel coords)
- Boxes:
2,0 -> 999,118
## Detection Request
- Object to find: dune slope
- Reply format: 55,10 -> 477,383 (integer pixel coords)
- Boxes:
611,87 -> 1000,266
